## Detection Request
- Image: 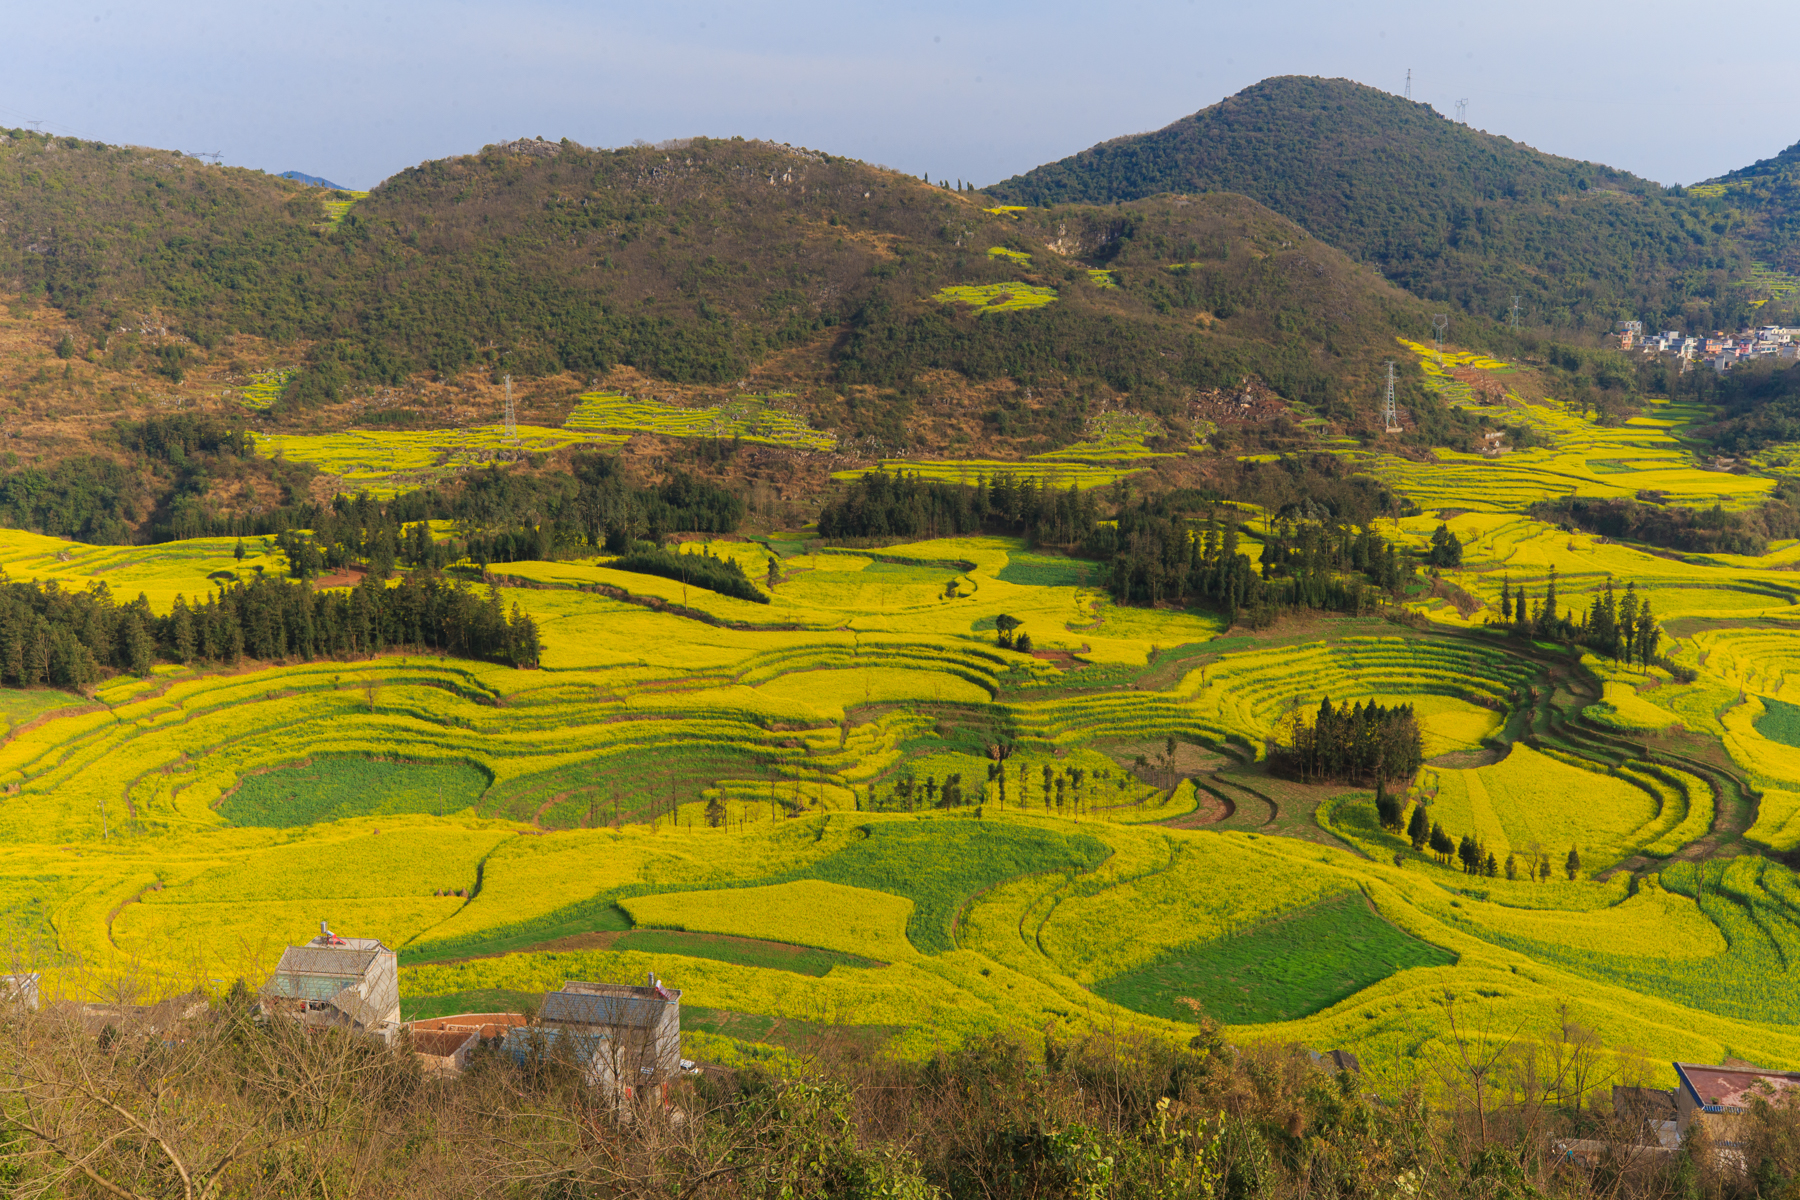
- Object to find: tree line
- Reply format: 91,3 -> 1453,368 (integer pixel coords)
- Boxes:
1496,571 -> 1666,670
1090,506 -> 1411,626
271,455 -> 748,580
611,544 -> 766,605
819,465 -> 1417,628
0,569 -> 542,691
1528,493 -> 1800,558
867,760 -> 1133,814
1387,798 -> 1582,882
816,469 -> 1101,545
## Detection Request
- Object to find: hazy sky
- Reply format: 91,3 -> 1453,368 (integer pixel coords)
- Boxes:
4,0 -> 1794,191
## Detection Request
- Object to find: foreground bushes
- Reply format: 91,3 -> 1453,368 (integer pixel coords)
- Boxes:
0,986 -> 1785,1199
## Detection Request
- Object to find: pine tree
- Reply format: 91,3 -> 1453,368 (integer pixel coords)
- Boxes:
1375,775 -> 1401,830
1565,845 -> 1582,880
1620,582 -> 1640,663
170,596 -> 196,665
1407,802 -> 1430,850
1637,596 -> 1660,667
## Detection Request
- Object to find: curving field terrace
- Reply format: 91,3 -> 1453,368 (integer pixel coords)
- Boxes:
16,342 -> 1800,1092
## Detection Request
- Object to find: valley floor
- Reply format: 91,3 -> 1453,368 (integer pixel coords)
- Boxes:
8,345 -> 1800,1093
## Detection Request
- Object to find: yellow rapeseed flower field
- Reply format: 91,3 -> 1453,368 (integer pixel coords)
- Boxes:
16,381 -> 1800,1093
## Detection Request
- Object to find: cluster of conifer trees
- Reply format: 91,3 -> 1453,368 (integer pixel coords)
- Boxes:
1424,522 -> 1464,568
815,470 -> 1100,544
1089,508 -> 1410,624
1496,571 -> 1662,667
0,571 -> 541,691
611,544 -> 767,604
269,458 -> 747,578
1268,696 -> 1423,784
819,471 -> 1417,626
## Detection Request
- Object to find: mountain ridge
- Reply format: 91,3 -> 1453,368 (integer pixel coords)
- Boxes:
985,75 -> 1775,335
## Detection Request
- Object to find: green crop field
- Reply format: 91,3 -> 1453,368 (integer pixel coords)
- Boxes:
1093,891 -> 1456,1024
219,756 -> 492,826
26,334 -> 1800,1091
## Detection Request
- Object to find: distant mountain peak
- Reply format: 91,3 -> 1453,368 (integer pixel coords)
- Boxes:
983,74 -> 1729,329
280,170 -> 347,190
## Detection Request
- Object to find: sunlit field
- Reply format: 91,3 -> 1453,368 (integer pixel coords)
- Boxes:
17,336 -> 1800,1092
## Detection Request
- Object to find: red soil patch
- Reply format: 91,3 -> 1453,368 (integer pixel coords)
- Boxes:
312,564 -> 368,590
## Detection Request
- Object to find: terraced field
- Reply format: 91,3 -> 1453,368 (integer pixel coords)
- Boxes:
21,338 -> 1800,1093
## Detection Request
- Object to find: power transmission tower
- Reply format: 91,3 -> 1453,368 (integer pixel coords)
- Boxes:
1432,313 -> 1450,366
502,374 -> 517,443
1455,99 -> 1468,124
1405,70 -> 1412,100
1510,295 -> 1522,332
1383,361 -> 1400,433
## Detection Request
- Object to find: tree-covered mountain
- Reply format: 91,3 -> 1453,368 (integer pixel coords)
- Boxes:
0,128 -> 1477,444
985,76 -> 1762,335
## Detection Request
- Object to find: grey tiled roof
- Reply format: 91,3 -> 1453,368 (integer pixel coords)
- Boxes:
541,990 -> 669,1029
269,946 -> 380,979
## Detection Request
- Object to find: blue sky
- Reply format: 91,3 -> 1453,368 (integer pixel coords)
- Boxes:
3,0 -> 1792,190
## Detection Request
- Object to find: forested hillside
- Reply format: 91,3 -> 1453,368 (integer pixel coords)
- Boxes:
1707,138 -> 1800,274
986,76 -> 1760,334
0,129 -> 1474,444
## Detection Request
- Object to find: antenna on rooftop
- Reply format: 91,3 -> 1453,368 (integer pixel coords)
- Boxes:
502,374 -> 517,444
1383,361 -> 1401,433
1404,70 -> 1412,100
1432,313 -> 1450,366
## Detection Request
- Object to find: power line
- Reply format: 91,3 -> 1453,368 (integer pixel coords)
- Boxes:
1383,361 -> 1400,433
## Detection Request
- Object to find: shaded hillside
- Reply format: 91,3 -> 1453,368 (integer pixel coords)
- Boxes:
985,76 -> 1755,334
845,192 -> 1462,430
0,129 -> 1474,444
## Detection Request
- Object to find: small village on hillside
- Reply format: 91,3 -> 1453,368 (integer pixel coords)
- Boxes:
1616,320 -> 1800,370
